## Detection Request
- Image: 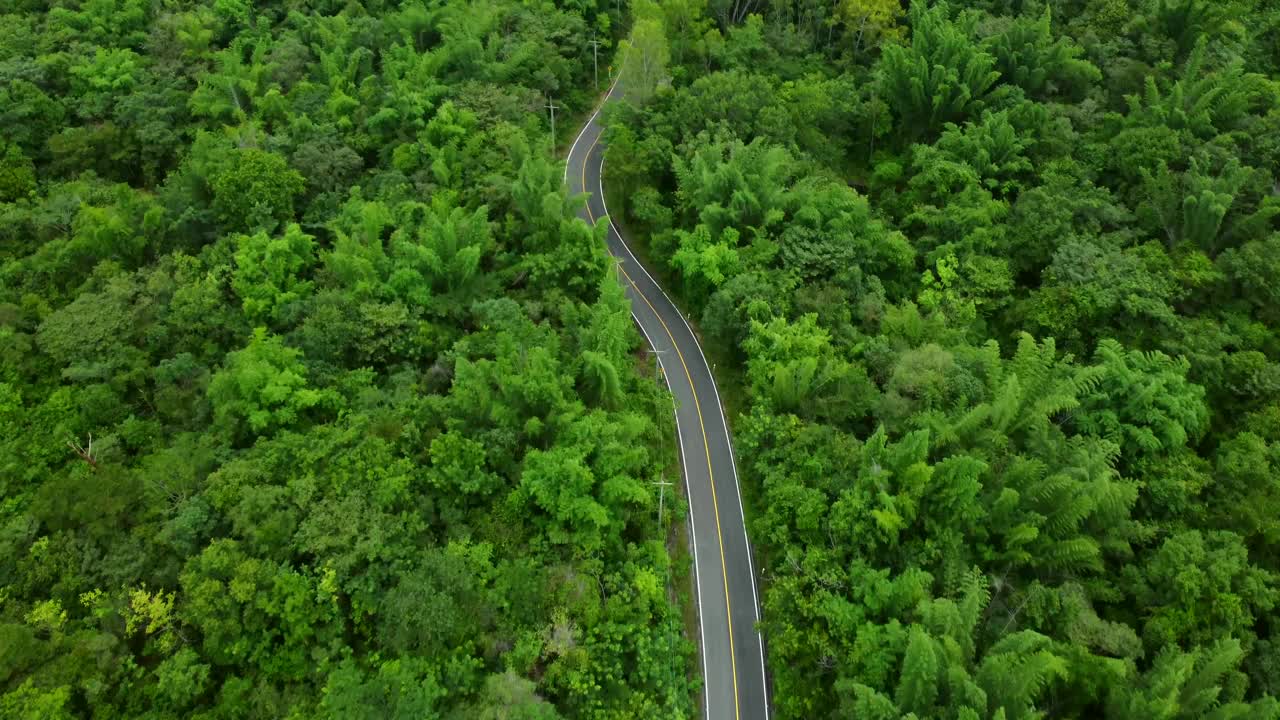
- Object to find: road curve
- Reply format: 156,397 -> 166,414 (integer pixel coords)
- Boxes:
564,73 -> 770,720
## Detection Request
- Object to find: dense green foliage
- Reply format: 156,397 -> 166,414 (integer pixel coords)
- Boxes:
0,1 -> 699,718
610,0 -> 1280,717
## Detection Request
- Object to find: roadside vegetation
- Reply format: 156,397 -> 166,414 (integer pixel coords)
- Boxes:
0,1 -> 698,717
609,0 -> 1280,717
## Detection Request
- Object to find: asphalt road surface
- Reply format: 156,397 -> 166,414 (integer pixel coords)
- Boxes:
564,73 -> 771,720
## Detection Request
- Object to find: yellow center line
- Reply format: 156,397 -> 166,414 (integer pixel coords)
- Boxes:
579,132 -> 742,720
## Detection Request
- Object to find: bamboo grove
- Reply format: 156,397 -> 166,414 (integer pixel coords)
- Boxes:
607,0 -> 1280,717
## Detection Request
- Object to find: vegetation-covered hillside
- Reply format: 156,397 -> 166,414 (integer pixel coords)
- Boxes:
609,0 -> 1280,717
0,1 -> 698,718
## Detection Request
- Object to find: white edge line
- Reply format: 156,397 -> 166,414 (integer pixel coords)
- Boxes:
564,46 -> 723,719
568,51 -> 716,712
562,46 -> 628,185
597,153 -> 771,717
629,310 -> 711,720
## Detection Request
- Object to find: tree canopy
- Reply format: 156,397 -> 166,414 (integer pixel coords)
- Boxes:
608,0 -> 1280,716
0,1 -> 696,717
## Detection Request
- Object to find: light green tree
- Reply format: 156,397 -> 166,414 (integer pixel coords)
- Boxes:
837,0 -> 905,56
232,223 -> 316,324
1077,339 -> 1209,459
672,224 -> 741,303
208,328 -> 329,439
624,1 -> 671,103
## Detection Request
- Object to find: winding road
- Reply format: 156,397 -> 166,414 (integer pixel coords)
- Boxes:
564,72 -> 771,720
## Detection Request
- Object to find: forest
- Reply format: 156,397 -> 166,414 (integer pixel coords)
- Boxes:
0,0 -> 701,718
606,0 -> 1280,717
7,0 -> 1280,717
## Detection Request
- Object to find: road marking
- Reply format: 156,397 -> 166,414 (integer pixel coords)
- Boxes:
579,118 -> 770,706
563,75 -> 723,717
594,137 -> 772,720
580,135 -> 741,720
567,56 -> 771,718
625,270 -> 711,720
573,121 -> 716,720
563,46 -> 629,184
617,259 -> 743,720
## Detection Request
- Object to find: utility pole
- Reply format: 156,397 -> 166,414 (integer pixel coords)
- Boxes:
545,96 -> 559,156
652,475 -> 674,525
645,348 -> 666,384
589,38 -> 602,89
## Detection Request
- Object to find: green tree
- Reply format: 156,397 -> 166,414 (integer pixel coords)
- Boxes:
895,627 -> 939,714
69,47 -> 140,119
1077,339 -> 1209,461
985,7 -> 1101,99
1217,234 -> 1280,324
232,223 -> 316,324
519,444 -> 612,553
877,1 -> 1001,142
1107,639 -> 1278,719
188,40 -> 277,124
0,681 -> 74,720
473,671 -> 562,720
0,142 -> 36,202
319,658 -> 448,720
624,1 -> 671,103
181,539 -> 342,679
744,314 -> 878,425
673,138 -> 792,237
837,0 -> 905,57
209,147 -> 305,233
1125,531 -> 1277,651
1207,432 -> 1280,554
208,328 -> 329,439
671,224 -> 741,302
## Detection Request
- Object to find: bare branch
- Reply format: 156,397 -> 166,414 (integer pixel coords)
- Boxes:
67,433 -> 98,470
